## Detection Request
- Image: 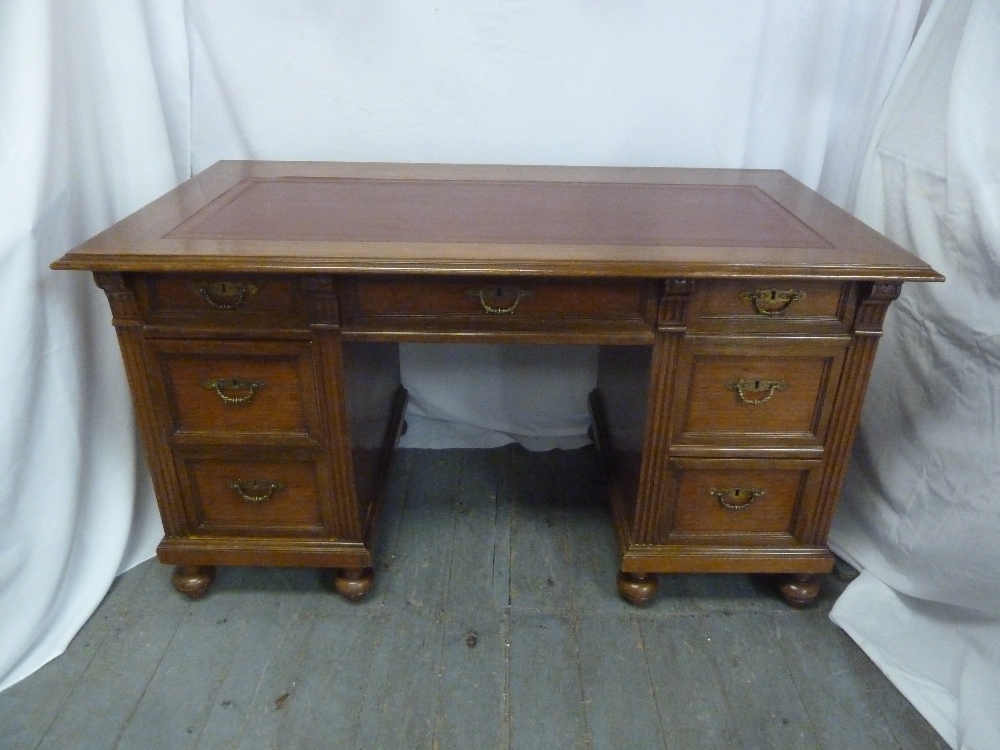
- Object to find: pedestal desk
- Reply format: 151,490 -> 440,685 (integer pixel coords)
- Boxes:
52,162 -> 941,606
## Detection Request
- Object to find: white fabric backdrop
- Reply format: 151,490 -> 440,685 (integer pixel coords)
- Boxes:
5,4 -> 990,746
829,1 -> 1000,748
0,0 -> 187,691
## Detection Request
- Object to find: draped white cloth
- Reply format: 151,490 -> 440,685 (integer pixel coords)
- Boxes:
829,1 -> 1000,747
4,4 -> 991,745
0,0 -> 187,691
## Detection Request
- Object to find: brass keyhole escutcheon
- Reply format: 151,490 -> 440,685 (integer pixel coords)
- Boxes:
726,378 -> 787,405
740,288 -> 805,316
229,479 -> 285,503
203,378 -> 267,405
196,281 -> 258,310
708,487 -> 765,510
471,285 -> 530,314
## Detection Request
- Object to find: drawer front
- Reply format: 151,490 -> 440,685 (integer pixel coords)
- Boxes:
341,276 -> 656,333
659,459 -> 822,545
149,340 -> 320,438
136,274 -> 305,329
176,450 -> 330,536
671,336 -> 848,451
686,279 -> 854,333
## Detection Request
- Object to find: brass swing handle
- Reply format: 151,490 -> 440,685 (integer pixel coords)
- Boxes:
203,378 -> 267,405
739,288 -> 806,315
229,479 -> 285,503
708,487 -> 765,511
196,281 -> 258,310
471,286 -> 531,314
726,378 -> 787,405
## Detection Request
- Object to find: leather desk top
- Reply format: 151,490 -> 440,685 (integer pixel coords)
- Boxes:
53,161 -> 941,282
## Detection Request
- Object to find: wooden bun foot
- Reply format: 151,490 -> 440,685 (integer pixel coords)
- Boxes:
617,571 -> 659,606
171,565 -> 217,600
777,573 -> 821,607
333,567 -> 374,602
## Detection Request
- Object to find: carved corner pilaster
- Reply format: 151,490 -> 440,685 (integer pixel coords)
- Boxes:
854,282 -> 902,336
92,272 -> 141,326
301,276 -> 340,328
806,280 -> 903,544
657,278 -> 693,331
633,279 -> 693,544
93,272 -> 187,536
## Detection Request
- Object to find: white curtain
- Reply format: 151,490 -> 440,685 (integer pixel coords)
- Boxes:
0,1 -> 188,690
9,8 -> 987,746
829,1 -> 1000,747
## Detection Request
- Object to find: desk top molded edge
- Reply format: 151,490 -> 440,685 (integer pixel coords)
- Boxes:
51,161 -> 944,282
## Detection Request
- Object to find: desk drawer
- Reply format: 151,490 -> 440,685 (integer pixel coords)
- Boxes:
670,336 -> 848,451
175,449 -> 331,537
148,340 -> 321,439
686,280 -> 854,333
341,276 -> 657,335
136,274 -> 306,329
658,458 -> 822,545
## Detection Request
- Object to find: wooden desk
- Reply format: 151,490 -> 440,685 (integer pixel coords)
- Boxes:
53,162 -> 941,606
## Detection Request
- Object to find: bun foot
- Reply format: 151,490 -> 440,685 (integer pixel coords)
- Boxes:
617,571 -> 659,606
171,565 -> 216,600
778,573 -> 821,607
332,567 -> 374,602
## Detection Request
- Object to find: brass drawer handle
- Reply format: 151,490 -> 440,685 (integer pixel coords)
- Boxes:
472,286 -> 530,314
739,288 -> 805,315
708,487 -> 765,510
197,281 -> 258,309
203,377 -> 267,404
229,479 -> 285,503
726,378 -> 787,405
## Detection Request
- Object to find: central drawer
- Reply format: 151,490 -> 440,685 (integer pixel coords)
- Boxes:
340,276 -> 657,337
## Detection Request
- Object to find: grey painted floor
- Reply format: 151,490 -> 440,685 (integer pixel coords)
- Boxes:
2,447 -> 947,750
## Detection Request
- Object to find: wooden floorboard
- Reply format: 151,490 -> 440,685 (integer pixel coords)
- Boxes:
489,447 -> 515,612
32,561 -> 195,750
701,612 -> 824,749
559,448 -> 635,616
509,449 -> 575,614
0,447 -> 949,750
780,612 -> 910,750
113,568 -> 258,750
576,613 -> 666,750
379,450 -> 463,610
507,611 -> 589,750
640,613 -> 743,749
433,608 -> 507,750
443,449 -> 508,613
355,605 -> 446,750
